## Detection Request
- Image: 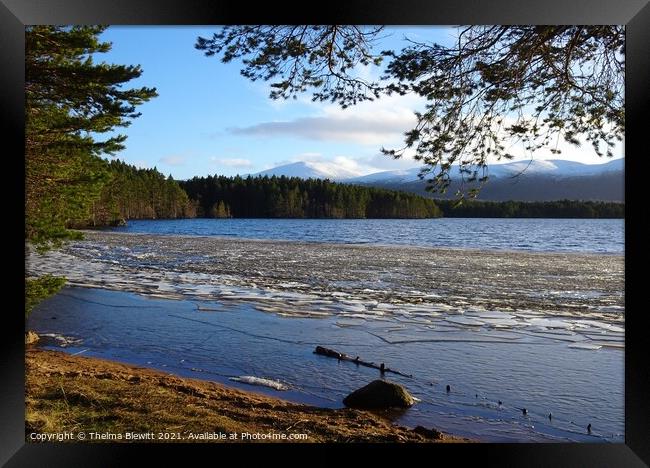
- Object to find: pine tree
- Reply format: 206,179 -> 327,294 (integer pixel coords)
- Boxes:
180,175 -> 442,219
25,26 -> 158,246
211,200 -> 231,218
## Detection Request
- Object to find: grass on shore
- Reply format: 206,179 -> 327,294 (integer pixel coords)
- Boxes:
26,349 -> 464,443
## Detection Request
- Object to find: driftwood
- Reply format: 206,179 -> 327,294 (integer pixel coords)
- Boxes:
313,346 -> 413,378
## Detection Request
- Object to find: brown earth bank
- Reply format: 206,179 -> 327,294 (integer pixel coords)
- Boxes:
25,349 -> 469,443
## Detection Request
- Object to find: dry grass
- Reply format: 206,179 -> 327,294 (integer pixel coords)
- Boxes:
26,349 -> 468,443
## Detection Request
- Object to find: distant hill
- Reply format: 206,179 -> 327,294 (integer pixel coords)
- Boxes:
255,159 -> 624,202
254,161 -> 361,180
349,158 -> 622,182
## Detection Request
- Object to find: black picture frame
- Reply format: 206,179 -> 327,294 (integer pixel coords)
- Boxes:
2,0 -> 648,466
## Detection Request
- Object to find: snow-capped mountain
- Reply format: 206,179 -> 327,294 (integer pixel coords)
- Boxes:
348,167 -> 423,184
254,161 -> 362,180
347,158 -> 624,184
250,158 -> 624,201
350,159 -> 624,202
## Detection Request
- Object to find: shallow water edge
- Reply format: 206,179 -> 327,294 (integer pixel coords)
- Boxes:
26,232 -> 624,442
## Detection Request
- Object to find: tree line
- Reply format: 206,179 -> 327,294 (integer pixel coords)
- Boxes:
68,168 -> 625,226
435,199 -> 624,218
70,160 -> 197,228
179,175 -> 443,219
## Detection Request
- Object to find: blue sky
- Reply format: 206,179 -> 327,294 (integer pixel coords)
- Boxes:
96,26 -> 623,180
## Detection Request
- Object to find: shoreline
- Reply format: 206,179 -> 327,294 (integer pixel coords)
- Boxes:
26,348 -> 467,443
25,232 -> 625,442
26,286 -> 625,443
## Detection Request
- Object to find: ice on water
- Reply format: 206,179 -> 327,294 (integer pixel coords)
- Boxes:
26,232 -> 624,351
230,375 -> 289,391
26,230 -> 626,443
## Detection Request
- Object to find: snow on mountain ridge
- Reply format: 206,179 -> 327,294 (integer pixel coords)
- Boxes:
254,161 -> 362,180
252,158 -> 623,183
348,158 -> 624,184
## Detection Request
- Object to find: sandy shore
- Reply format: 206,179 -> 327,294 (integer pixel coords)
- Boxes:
26,348 -> 467,443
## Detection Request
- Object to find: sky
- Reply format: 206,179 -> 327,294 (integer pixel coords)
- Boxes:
96,26 -> 624,180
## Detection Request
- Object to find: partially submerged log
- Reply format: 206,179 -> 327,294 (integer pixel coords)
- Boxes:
313,346 -> 412,378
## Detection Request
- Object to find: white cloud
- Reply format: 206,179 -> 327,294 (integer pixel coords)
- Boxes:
272,151 -> 422,177
210,157 -> 254,168
159,155 -> 187,166
229,115 -> 411,146
357,151 -> 422,171
499,135 -> 624,165
294,152 -> 322,161
330,156 -> 372,174
302,156 -> 378,178
477,115 -> 625,165
229,93 -> 424,147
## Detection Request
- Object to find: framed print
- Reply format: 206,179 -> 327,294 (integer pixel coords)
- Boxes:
2,0 -> 648,466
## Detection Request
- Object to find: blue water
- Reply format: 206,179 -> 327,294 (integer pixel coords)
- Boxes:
28,217 -> 624,442
108,218 -> 624,254
30,287 -> 624,443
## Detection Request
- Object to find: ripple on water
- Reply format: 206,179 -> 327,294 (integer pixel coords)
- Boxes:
25,231 -> 624,442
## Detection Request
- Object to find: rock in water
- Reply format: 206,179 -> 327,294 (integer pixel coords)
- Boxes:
343,380 -> 415,409
413,426 -> 443,440
25,331 -> 39,345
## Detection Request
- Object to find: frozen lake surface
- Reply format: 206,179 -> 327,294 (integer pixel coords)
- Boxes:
26,229 -> 624,442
